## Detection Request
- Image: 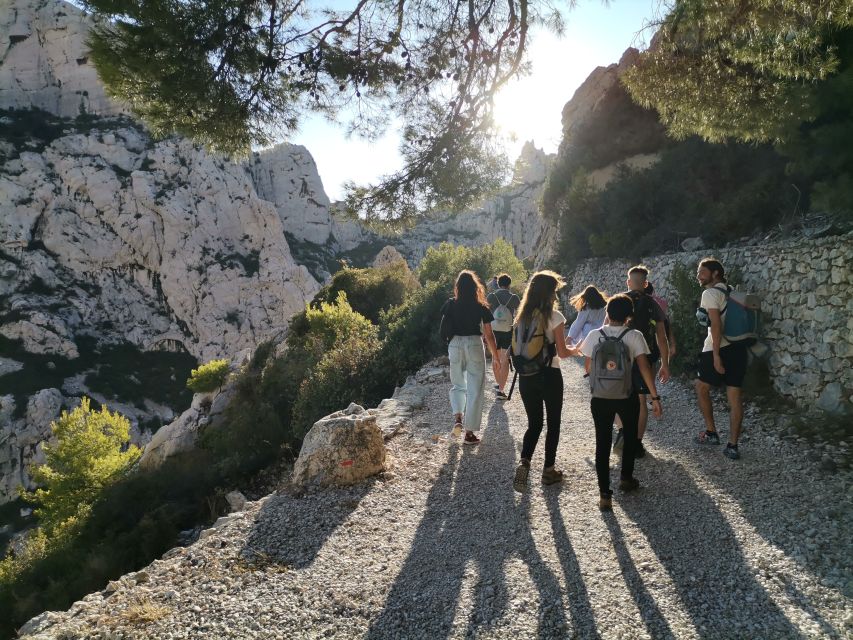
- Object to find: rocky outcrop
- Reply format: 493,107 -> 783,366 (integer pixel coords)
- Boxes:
558,48 -> 667,173
0,0 -> 124,117
291,403 -> 386,489
567,233 -> 853,414
250,144 -> 333,246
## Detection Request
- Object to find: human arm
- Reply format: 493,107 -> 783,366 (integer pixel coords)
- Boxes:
552,323 -> 573,358
708,308 -> 725,374
636,354 -> 663,418
584,356 -> 591,375
566,309 -> 587,345
482,323 -> 499,359
655,321 -> 671,382
666,319 -> 677,358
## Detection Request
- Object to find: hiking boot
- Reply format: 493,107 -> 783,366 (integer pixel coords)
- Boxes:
541,467 -> 564,486
618,477 -> 640,492
495,391 -> 509,401
697,430 -> 721,445
723,444 -> 741,460
613,428 -> 624,452
599,491 -> 613,511
463,431 -> 481,445
513,460 -> 530,492
634,441 -> 646,459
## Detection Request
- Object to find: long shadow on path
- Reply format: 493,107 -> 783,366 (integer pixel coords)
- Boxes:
619,460 -> 804,639
366,403 -> 589,639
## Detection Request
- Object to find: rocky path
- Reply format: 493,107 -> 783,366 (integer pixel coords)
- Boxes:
22,359 -> 853,639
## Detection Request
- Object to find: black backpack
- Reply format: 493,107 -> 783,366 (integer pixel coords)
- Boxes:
439,299 -> 455,343
627,291 -> 659,360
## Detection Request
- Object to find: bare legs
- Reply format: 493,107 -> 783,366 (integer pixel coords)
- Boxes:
695,379 -> 743,445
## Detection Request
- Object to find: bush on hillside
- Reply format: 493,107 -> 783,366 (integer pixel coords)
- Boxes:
666,264 -> 706,375
416,238 -> 527,292
1,448 -> 218,638
552,138 -> 799,270
312,263 -> 420,323
27,398 -> 141,532
200,292 -> 378,475
186,358 -> 230,393
291,332 -> 383,432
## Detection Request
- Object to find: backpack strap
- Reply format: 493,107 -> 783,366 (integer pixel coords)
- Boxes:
495,289 -> 512,305
616,328 -> 631,341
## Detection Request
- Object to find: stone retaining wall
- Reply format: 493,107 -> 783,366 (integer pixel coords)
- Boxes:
565,233 -> 853,414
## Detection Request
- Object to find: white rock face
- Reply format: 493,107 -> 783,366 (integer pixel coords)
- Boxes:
250,144 -> 333,245
0,0 -> 124,117
391,142 -> 557,265
371,245 -> 407,268
291,403 -> 386,489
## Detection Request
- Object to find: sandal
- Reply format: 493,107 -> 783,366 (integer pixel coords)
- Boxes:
513,460 -> 530,492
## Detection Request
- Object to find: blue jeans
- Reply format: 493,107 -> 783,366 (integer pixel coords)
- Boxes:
448,335 -> 486,432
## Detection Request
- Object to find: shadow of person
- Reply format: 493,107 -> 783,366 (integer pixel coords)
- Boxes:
618,460 -> 804,639
366,402 -> 573,639
241,480 -> 373,569
542,490 -> 602,640
600,510 -> 678,640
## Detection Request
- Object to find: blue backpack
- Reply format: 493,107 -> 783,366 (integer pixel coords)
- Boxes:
696,285 -> 760,345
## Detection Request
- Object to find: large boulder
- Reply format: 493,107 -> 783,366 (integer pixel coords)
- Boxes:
291,403 -> 386,489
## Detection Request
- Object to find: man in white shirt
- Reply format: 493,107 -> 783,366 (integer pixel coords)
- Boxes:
695,258 -> 748,460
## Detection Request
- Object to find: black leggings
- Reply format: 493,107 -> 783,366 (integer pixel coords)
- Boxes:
519,368 -> 563,468
590,394 -> 640,493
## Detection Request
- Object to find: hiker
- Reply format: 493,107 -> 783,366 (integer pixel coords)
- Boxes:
694,258 -> 747,459
486,274 -> 499,293
566,285 -> 607,348
644,282 -> 677,357
511,271 -> 574,490
579,294 -> 663,510
487,273 -> 521,400
613,265 -> 670,458
440,270 -> 499,445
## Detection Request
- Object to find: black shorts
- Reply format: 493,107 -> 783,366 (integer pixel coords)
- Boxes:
697,343 -> 748,388
494,330 -> 512,350
631,355 -> 659,395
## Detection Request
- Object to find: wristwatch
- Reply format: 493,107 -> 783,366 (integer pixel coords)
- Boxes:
650,396 -> 661,402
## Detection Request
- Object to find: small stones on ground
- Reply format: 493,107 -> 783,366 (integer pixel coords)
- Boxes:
19,358 -> 852,640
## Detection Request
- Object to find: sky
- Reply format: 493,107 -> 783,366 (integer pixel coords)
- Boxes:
289,0 -> 663,201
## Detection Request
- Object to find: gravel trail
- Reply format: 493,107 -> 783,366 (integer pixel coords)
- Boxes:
24,358 -> 853,639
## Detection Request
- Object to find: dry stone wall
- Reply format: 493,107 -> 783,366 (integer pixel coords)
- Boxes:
566,233 -> 853,414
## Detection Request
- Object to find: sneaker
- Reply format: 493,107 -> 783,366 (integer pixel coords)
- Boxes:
598,491 -> 613,510
634,441 -> 646,459
513,461 -> 530,492
493,384 -> 500,390
723,444 -> 741,460
541,467 -> 564,486
613,428 -> 624,452
618,477 -> 640,492
697,430 -> 721,445
463,431 -> 481,445
495,391 -> 509,401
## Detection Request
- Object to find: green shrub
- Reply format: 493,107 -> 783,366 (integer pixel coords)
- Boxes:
416,238 -> 527,290
1,449 -> 218,639
666,263 -> 706,375
291,332 -> 383,433
312,263 -> 420,324
27,398 -> 141,532
186,358 -> 230,393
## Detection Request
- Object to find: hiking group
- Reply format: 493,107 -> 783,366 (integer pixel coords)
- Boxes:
439,258 -> 757,510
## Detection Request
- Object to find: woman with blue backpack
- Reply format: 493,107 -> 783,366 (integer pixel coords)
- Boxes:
439,270 -> 499,445
578,294 -> 662,510
511,271 -> 574,491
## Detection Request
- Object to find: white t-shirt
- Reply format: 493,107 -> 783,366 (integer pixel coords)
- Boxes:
545,310 -> 567,368
579,325 -> 650,364
701,285 -> 730,352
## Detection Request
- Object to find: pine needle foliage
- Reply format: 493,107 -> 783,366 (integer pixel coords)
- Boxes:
27,398 -> 141,532
81,0 -> 578,219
